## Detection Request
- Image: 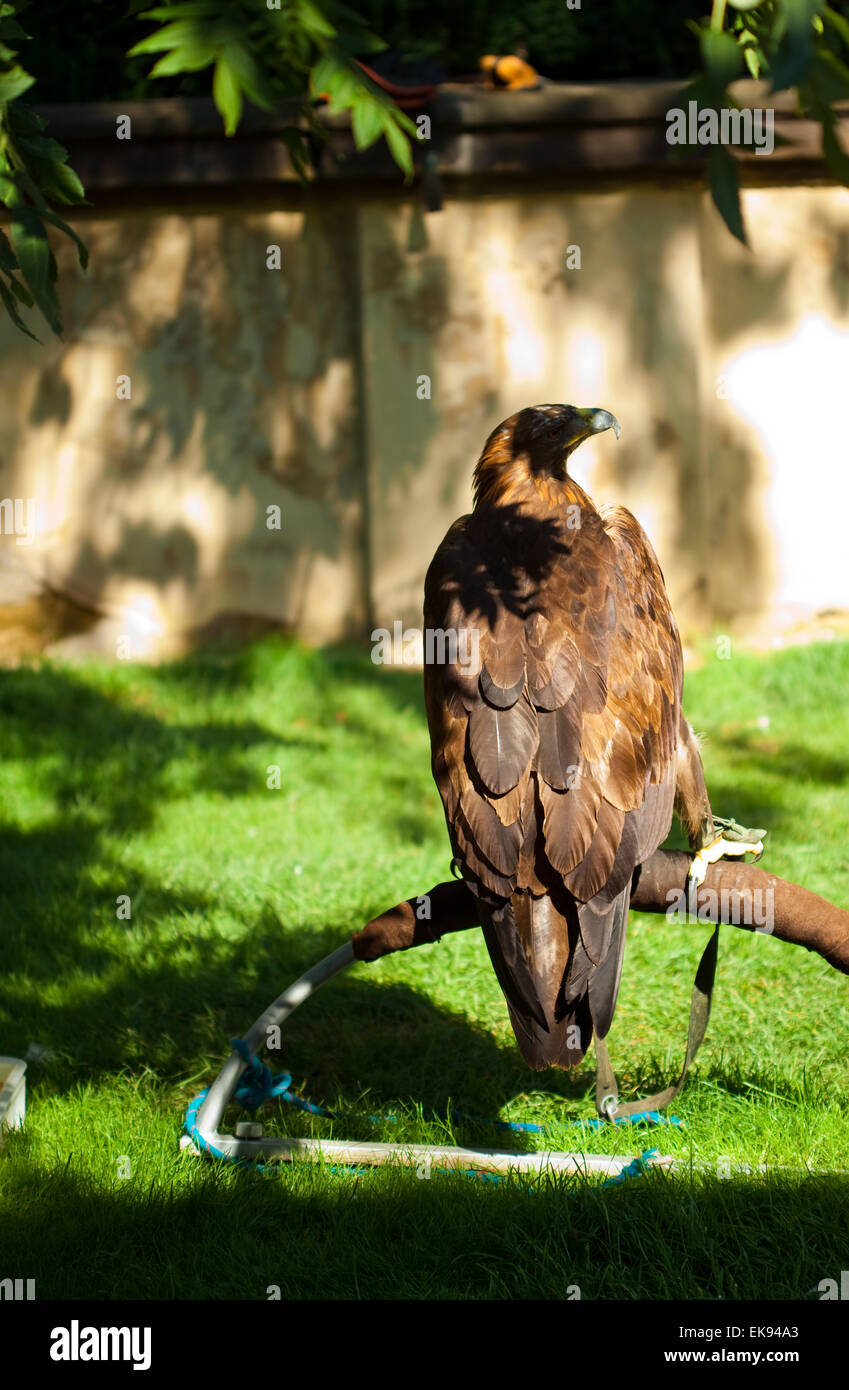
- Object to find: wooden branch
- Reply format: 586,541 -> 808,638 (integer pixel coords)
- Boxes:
631,851 -> 849,973
352,851 -> 849,975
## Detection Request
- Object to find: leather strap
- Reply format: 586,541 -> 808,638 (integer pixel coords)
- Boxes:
594,925 -> 720,1120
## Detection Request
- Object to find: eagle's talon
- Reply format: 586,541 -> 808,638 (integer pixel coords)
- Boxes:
687,821 -> 768,891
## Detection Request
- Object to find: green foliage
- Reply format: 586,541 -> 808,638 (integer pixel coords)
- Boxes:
0,0 -> 415,340
129,4 -> 276,135
128,1 -> 416,176
0,1 -> 88,339
708,145 -> 747,242
690,1 -> 849,243
12,2 -> 718,94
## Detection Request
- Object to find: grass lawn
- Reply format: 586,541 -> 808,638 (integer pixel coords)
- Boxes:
0,635 -> 847,1300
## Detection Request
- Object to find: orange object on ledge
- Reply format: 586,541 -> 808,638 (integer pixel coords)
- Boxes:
479,53 -> 543,91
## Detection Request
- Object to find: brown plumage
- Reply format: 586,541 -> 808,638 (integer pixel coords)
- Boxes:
423,403 -> 703,1070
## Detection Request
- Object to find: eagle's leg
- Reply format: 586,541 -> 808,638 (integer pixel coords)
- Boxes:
675,719 -> 766,890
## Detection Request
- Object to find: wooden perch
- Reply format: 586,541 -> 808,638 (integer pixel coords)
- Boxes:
352,850 -> 849,975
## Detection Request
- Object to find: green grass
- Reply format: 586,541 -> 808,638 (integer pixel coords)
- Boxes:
0,636 -> 847,1300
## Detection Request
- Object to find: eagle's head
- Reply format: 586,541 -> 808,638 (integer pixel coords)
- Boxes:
474,403 -> 620,506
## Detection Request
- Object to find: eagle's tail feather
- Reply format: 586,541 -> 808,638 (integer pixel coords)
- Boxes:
481,885 -> 630,1070
583,884 -> 630,1041
479,891 -> 587,1069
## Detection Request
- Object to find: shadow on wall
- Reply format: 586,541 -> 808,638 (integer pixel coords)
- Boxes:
2,181 -> 849,659
1,198 -> 370,657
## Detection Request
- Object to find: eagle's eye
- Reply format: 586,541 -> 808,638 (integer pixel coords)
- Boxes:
545,423 -> 561,439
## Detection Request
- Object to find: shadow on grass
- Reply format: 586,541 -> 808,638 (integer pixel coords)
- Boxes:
0,1143 -> 847,1300
0,643 -> 840,1122
6,878 -> 841,1130
0,647 -> 535,1115
155,636 -> 427,717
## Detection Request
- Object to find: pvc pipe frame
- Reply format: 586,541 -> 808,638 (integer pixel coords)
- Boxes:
190,941 -> 674,1179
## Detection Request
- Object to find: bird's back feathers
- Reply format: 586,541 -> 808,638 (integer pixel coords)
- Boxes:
424,422 -> 683,1066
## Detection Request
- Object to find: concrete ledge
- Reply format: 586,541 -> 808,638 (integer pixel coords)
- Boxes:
30,81 -> 849,193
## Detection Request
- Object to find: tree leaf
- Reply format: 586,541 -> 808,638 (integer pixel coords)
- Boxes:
822,115 -> 849,182
7,269 -> 33,306
708,145 -> 747,245
37,206 -> 89,270
22,156 -> 86,206
295,0 -> 337,42
384,116 -> 413,176
0,64 -> 34,101
220,39 -> 273,111
7,103 -> 45,136
816,47 -> 849,97
148,43 -> 217,76
0,227 -> 16,273
279,126 -> 314,183
351,93 -> 386,149
9,206 -> 62,334
311,50 -> 361,109
0,276 -> 39,341
128,19 -> 210,57
771,0 -> 821,90
0,16 -> 30,42
701,28 -> 745,92
212,57 -> 242,135
823,5 -> 849,50
14,132 -> 68,162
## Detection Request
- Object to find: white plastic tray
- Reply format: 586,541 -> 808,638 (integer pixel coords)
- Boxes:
0,1057 -> 26,1146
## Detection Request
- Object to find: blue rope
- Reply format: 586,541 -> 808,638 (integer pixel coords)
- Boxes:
184,1089 -> 254,1168
602,1148 -> 661,1186
182,1040 -> 675,1188
229,1038 -> 332,1117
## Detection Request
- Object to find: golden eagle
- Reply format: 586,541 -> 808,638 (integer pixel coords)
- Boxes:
423,404 -> 762,1072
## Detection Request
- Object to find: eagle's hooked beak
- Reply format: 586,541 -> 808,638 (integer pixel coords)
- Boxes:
576,407 -> 621,441
562,408 -> 621,458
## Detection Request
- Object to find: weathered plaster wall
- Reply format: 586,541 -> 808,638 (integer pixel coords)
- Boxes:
1,200 -> 368,657
362,180 -> 849,639
1,92 -> 848,660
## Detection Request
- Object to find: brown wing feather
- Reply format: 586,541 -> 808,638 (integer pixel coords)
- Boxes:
468,695 -> 537,795
535,701 -> 582,788
539,776 -> 600,875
